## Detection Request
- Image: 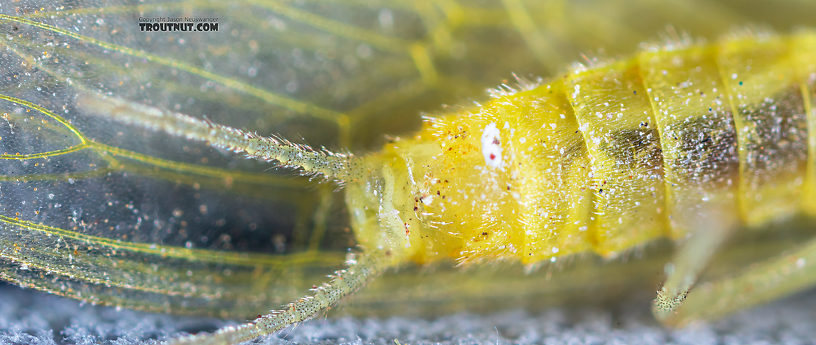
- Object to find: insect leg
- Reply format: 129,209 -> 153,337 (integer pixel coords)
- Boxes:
652,214 -> 734,322
164,252 -> 392,345
656,231 -> 816,326
76,93 -> 361,183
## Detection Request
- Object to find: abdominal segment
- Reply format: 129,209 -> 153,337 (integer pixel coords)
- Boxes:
401,32 -> 815,264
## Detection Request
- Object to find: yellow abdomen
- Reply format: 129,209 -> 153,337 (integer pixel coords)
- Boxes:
382,32 -> 816,265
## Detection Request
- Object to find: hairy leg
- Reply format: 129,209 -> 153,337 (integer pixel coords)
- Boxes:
164,252 -> 392,345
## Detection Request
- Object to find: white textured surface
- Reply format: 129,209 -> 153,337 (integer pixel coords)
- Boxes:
1,283 -> 815,345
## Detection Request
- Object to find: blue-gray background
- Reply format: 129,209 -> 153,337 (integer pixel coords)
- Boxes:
1,282 -> 815,345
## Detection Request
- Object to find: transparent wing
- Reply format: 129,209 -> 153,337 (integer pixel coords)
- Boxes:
0,0 -> 814,327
